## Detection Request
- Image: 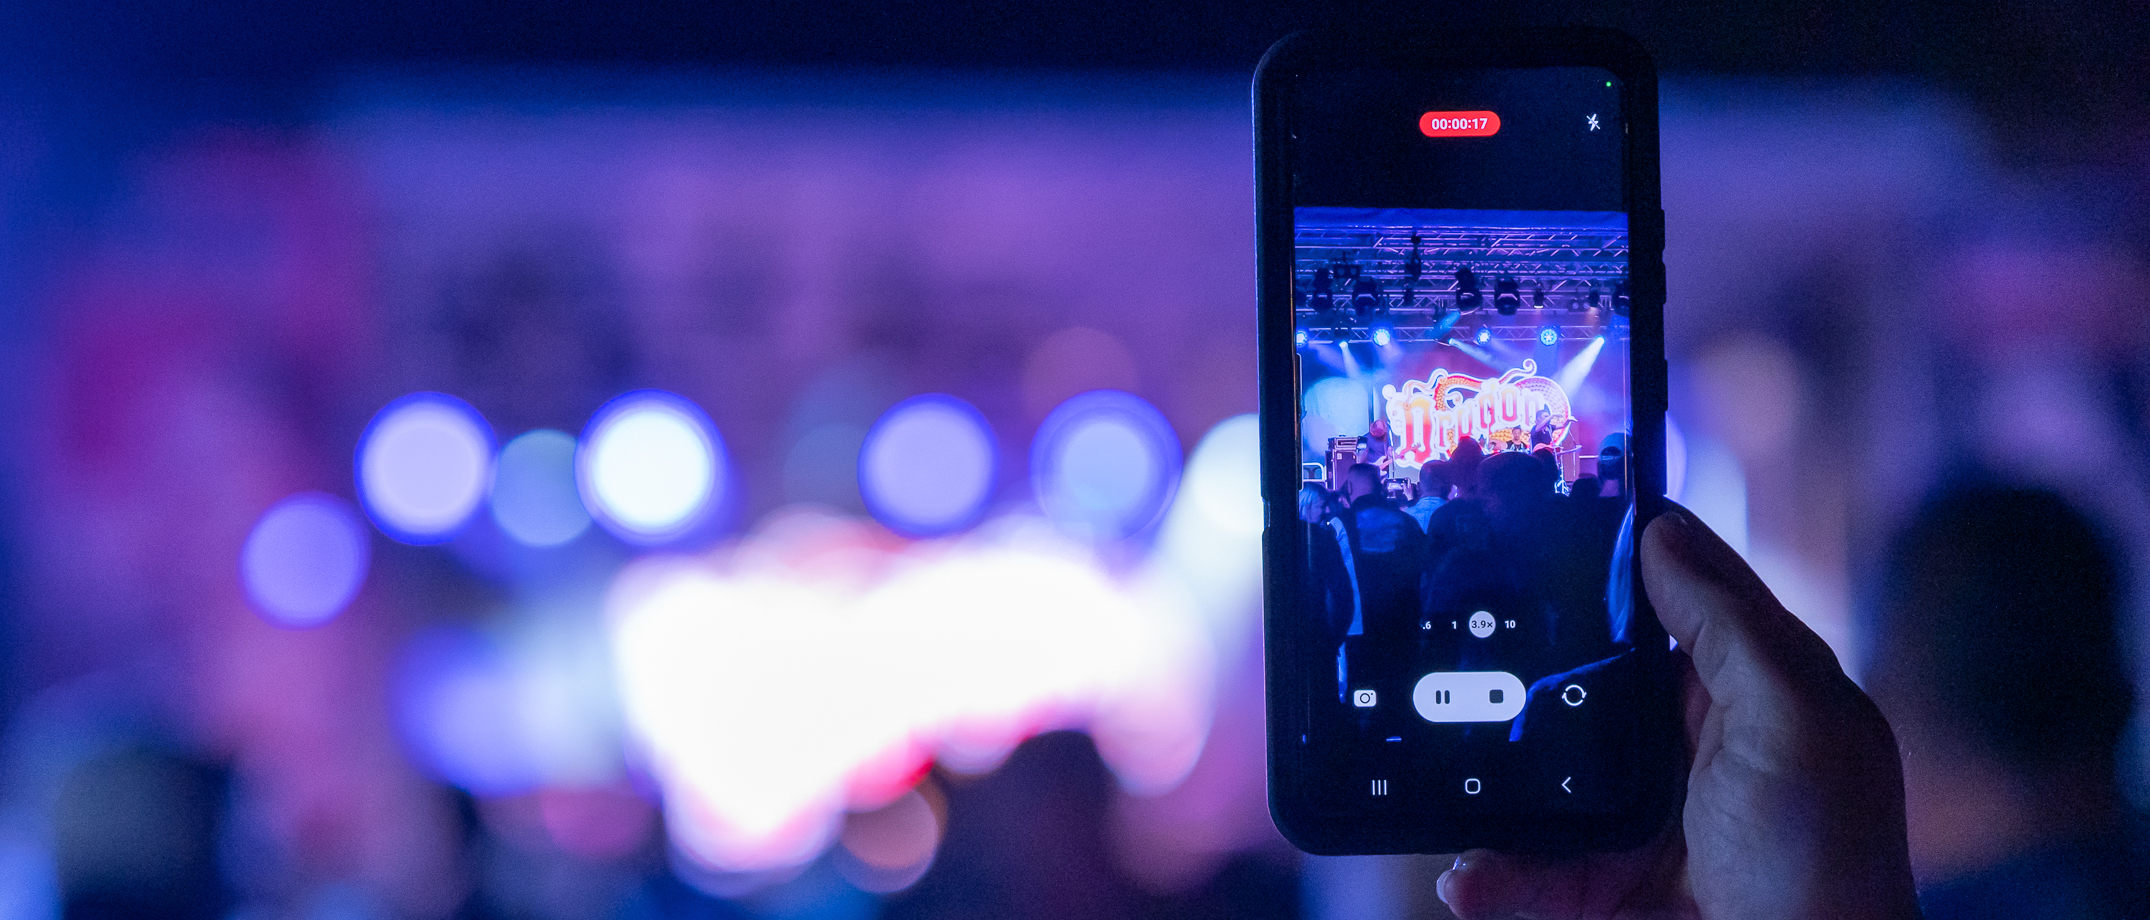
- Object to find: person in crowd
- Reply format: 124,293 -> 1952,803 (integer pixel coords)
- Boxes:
1863,483 -> 2148,920
1448,437 -> 1486,500
1530,445 -> 1562,495
1569,475 -> 1603,507
1405,460 -> 1451,532
1594,433 -> 1628,499
1338,462 -> 1425,641
1298,482 -> 1335,525
1301,482 -> 1358,654
55,747 -> 231,920
1438,507 -> 1921,920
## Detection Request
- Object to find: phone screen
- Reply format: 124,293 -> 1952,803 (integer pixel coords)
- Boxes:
1262,43 -> 1677,852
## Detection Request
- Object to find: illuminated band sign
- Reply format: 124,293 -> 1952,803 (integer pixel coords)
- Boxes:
1381,360 -> 1573,469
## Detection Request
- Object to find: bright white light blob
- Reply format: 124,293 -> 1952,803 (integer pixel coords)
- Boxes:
1032,390 -> 1181,540
857,395 -> 996,537
240,492 -> 370,628
491,429 -> 593,547
1174,414 -> 1263,542
357,393 -> 494,543
1305,377 -> 1369,434
1301,409 -> 1340,458
606,509 -> 1209,873
579,391 -> 724,543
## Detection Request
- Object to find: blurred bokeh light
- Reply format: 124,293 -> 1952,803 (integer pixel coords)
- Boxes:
579,390 -> 725,543
357,393 -> 496,543
858,395 -> 998,538
491,428 -> 596,548
239,492 -> 371,627
1032,390 -> 1181,541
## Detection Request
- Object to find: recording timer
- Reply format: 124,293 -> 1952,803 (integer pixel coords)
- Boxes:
1418,110 -> 1501,137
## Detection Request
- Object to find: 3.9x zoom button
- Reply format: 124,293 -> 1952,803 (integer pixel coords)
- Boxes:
1411,671 -> 1528,723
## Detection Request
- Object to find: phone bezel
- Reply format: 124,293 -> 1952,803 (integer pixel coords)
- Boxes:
1253,27 -> 1679,856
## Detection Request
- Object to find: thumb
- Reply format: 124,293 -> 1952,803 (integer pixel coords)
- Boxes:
1640,506 -> 1850,712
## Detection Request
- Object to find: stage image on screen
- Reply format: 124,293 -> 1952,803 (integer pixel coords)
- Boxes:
1292,206 -> 1645,809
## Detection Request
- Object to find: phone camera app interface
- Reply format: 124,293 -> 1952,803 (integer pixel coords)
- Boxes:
1291,206 -> 1648,812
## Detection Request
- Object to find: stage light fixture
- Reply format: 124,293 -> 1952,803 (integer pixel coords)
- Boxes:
1370,318 -> 1395,347
1294,327 -> 1309,347
1613,278 -> 1630,317
1538,326 -> 1560,347
1494,277 -> 1521,315
1352,277 -> 1380,317
1585,282 -> 1601,311
1404,234 -> 1424,283
1474,327 -> 1492,346
1454,268 -> 1481,310
1310,265 -> 1335,314
1532,283 -> 1547,309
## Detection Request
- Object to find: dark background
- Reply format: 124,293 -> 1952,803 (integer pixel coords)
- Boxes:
7,0 -> 2148,142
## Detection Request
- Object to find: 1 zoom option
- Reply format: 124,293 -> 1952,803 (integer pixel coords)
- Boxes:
1412,671 -> 1527,723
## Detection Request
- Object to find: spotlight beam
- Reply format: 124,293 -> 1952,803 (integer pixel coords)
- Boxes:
1555,335 -> 1608,394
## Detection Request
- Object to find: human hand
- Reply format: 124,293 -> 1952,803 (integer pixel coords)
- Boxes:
1437,507 -> 1920,920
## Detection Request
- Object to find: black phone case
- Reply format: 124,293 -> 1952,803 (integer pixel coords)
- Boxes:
1253,27 -> 1682,856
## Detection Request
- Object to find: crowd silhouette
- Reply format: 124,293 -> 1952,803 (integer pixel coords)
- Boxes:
1300,431 -> 1644,734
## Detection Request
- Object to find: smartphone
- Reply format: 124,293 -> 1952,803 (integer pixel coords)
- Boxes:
1254,28 -> 1681,855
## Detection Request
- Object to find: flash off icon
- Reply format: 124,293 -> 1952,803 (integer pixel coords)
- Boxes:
1587,114 -> 1601,131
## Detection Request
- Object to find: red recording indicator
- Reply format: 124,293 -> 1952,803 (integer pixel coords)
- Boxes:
1419,110 -> 1501,137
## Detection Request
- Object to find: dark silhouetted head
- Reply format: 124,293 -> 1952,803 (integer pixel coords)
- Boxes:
1479,451 -> 1547,522
1417,461 -> 1450,501
1448,439 -> 1485,495
1597,432 -> 1627,485
1342,463 -> 1382,505
1867,483 -> 2134,771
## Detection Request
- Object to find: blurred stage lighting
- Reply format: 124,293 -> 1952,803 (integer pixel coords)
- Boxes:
357,393 -> 494,543
607,509 -> 1213,874
1538,326 -> 1560,347
579,391 -> 724,544
240,492 -> 370,628
834,786 -> 943,894
1474,327 -> 1493,346
1032,390 -> 1181,541
1305,377 -> 1370,437
1177,414 -> 1263,541
394,627 -> 542,797
491,429 -> 593,548
1370,321 -> 1394,347
858,394 -> 997,537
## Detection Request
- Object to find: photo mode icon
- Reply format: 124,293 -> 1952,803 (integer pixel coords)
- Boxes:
1352,689 -> 1377,708
1412,671 -> 1528,723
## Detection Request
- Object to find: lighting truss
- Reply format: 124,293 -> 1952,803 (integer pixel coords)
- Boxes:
1293,223 -> 1629,324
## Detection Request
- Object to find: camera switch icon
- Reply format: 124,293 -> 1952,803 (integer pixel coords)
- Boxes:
1352,689 -> 1378,708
